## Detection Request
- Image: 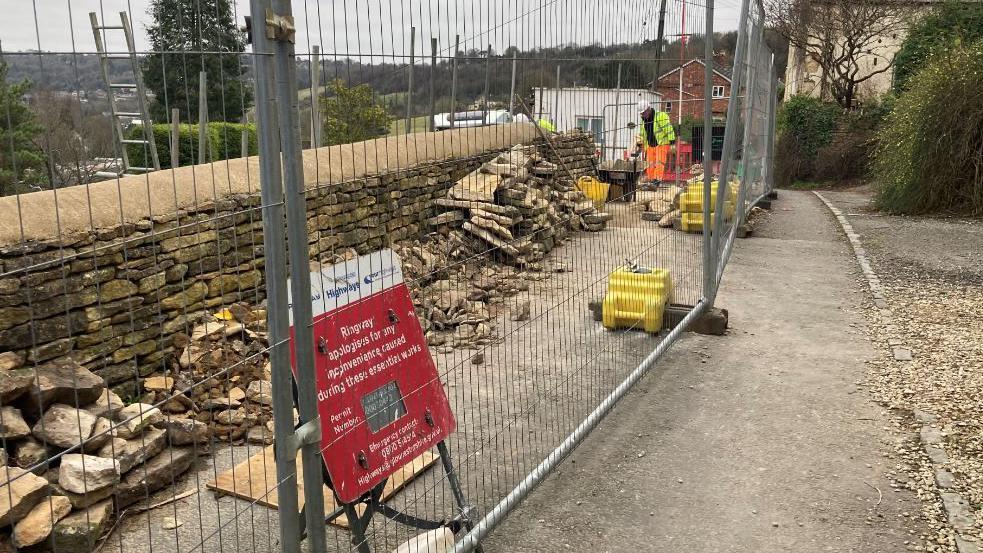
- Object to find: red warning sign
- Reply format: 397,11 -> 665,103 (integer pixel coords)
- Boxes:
288,249 -> 455,503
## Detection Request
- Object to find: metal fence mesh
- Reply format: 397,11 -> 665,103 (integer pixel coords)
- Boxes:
708,0 -> 775,293
0,1 -> 773,552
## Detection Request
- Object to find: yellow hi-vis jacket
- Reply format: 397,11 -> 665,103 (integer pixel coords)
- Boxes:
640,111 -> 676,146
537,118 -> 556,132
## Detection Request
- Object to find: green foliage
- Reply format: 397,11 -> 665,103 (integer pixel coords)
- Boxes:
677,114 -> 701,143
142,0 -> 252,123
893,1 -> 983,94
813,96 -> 895,183
777,95 -> 840,159
579,60 -> 648,89
775,96 -> 840,186
875,42 -> 983,215
0,62 -> 46,195
127,122 -> 257,169
320,80 -> 392,146
788,180 -> 826,190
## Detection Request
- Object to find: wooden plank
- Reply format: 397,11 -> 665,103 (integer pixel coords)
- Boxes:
206,447 -> 438,528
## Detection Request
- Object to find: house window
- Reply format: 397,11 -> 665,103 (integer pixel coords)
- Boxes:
576,116 -> 604,145
664,102 -> 673,113
712,85 -> 726,98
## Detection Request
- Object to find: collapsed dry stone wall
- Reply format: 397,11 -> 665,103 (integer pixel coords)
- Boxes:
0,125 -> 595,397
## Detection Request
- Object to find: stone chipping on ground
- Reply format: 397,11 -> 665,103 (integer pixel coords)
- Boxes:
834,210 -> 983,552
861,278 -> 983,552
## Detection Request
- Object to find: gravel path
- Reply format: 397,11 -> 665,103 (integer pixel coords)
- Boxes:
822,185 -> 983,552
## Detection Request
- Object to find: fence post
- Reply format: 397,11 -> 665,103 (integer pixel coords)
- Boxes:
170,108 -> 180,169
735,19 -> 762,230
311,44 -> 322,148
612,62 -> 622,161
509,50 -> 517,115
709,0 -> 752,304
263,1 -> 331,552
406,27 -> 415,134
247,2 -> 302,553
450,34 -> 460,128
482,44 -> 492,126
429,37 -> 437,132
198,70 -> 208,163
702,0 -> 715,300
764,53 -> 777,195
651,0 -> 669,92
554,65 -> 560,127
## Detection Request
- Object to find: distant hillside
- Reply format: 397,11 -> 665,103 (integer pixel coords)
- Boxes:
2,31 -> 776,127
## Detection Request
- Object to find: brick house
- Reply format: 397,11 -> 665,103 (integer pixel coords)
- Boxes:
651,59 -> 731,122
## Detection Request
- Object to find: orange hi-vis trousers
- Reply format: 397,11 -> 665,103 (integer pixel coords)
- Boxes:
645,144 -> 670,181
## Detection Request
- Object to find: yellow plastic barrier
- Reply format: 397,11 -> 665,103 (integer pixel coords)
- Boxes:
602,267 -> 672,334
679,206 -> 736,233
576,176 -> 610,208
680,181 -> 739,214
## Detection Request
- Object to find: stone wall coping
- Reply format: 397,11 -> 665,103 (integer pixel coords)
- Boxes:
0,124 -> 538,247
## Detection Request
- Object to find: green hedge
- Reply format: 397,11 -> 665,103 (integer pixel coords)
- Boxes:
774,95 -> 840,187
126,122 -> 257,170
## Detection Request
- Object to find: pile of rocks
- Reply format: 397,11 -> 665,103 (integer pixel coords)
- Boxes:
641,185 -> 683,228
153,302 -> 275,446
0,359 -> 197,552
640,165 -> 722,229
394,241 -> 559,351
547,132 -> 598,179
428,142 -> 611,267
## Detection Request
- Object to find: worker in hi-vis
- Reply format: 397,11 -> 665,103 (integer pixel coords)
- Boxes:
636,100 -> 676,183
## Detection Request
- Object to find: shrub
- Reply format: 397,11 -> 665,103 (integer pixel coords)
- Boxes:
774,132 -> 803,189
775,95 -> 840,184
813,97 -> 895,183
127,122 -> 257,170
874,42 -> 983,215
320,79 -> 391,146
893,1 -> 983,94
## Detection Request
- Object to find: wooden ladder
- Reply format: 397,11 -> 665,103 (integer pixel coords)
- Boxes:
89,11 -> 160,179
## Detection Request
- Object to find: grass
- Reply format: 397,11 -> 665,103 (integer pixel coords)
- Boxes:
787,180 -> 827,190
389,115 -> 430,135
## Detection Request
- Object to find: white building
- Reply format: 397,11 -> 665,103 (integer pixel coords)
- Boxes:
533,87 -> 663,160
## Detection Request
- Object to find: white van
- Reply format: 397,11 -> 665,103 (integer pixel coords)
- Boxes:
432,109 -> 514,131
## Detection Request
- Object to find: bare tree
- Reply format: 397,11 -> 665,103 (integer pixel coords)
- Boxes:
31,91 -> 115,187
768,0 -> 911,108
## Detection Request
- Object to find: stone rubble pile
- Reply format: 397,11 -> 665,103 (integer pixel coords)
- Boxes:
158,302 -> 275,447
640,164 -> 712,228
393,241 -> 567,352
641,184 -> 683,228
546,132 -> 598,179
0,359 -> 197,552
428,141 -> 611,267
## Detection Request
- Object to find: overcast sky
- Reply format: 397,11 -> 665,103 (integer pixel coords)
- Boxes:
0,0 -> 744,59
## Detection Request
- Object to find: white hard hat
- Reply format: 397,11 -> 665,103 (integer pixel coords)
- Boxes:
637,100 -> 650,113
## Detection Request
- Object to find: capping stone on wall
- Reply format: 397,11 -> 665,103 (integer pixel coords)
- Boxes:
0,124 -> 599,396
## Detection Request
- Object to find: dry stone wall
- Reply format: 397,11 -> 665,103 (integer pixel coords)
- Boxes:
0,126 -> 595,398
0,125 -> 598,553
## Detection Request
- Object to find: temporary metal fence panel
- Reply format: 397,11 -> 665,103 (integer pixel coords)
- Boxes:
0,1 -> 774,552
709,0 -> 772,295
